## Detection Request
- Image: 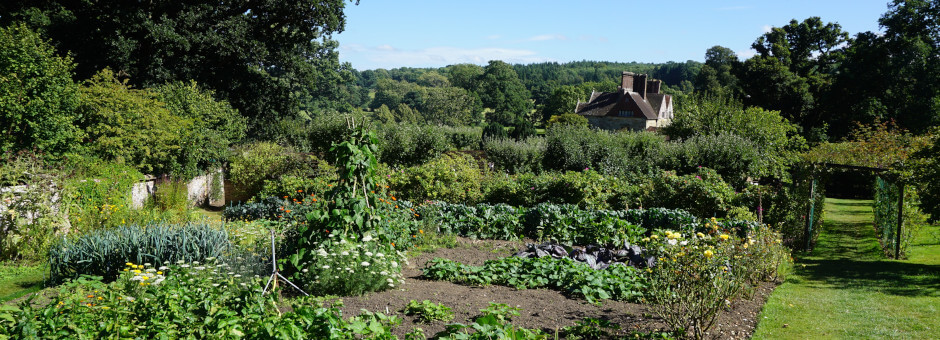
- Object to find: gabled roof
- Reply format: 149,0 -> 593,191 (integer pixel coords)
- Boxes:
575,89 -> 658,119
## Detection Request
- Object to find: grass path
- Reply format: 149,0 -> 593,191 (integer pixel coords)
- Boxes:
752,198 -> 940,339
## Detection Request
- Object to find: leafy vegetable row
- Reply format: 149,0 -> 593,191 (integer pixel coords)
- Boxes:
422,256 -> 646,304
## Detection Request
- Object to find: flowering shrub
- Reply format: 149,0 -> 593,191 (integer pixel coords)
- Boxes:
644,219 -> 791,339
291,233 -> 406,296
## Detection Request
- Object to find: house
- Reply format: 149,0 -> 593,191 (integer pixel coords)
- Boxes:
574,72 -> 673,131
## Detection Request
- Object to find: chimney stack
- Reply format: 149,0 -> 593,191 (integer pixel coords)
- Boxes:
647,79 -> 661,94
635,74 -> 647,99
621,72 -> 634,92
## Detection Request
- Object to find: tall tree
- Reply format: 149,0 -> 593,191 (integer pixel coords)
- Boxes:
0,0 -> 357,136
476,60 -> 532,126
693,46 -> 741,97
738,17 -> 849,140
541,85 -> 584,122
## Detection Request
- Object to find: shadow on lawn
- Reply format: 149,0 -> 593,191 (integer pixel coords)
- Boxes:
792,199 -> 940,298
797,258 -> 940,297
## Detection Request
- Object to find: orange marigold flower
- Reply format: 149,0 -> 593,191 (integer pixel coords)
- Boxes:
391,196 -> 397,201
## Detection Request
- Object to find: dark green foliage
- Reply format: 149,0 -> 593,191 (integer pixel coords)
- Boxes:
228,141 -> 326,200
510,119 -> 536,140
377,123 -> 452,166
662,95 -> 804,183
542,125 -> 667,175
478,60 -> 532,125
403,300 -> 455,323
439,125 -> 483,150
223,197 -> 289,222
0,23 -> 80,156
482,137 -> 545,174
154,81 -> 246,177
47,223 -> 232,284
77,69 -> 192,176
419,202 -> 524,240
521,203 -> 646,246
643,168 -> 737,219
911,128 -> 940,221
2,0 -> 355,137
423,256 -> 646,304
386,153 -> 485,204
541,85 -> 584,121
482,122 -> 508,139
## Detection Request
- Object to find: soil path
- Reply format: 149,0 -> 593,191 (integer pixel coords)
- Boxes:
337,237 -> 776,339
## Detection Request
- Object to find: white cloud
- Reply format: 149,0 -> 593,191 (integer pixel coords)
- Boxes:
527,34 -> 568,42
762,25 -> 773,33
736,49 -> 757,59
342,45 -> 553,68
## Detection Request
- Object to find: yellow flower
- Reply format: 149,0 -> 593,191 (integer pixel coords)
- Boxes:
696,232 -> 705,238
133,270 -> 141,274
651,235 -> 659,240
157,271 -> 163,275
719,234 -> 730,241
126,262 -> 133,266
704,249 -> 714,258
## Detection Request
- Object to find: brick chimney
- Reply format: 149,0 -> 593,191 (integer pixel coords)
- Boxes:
635,74 -> 647,99
621,72 -> 634,92
647,79 -> 661,94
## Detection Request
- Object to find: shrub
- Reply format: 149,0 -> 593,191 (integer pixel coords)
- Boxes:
644,228 -> 746,340
60,156 -> 144,234
388,153 -> 485,204
154,81 -> 246,177
482,122 -> 508,139
483,136 -> 545,174
440,125 -> 483,150
378,123 -> 452,166
228,142 -> 325,200
0,151 -> 68,262
642,167 -> 737,219
0,23 -> 80,156
78,69 -> 192,176
290,234 -> 406,296
664,132 -> 762,188
48,223 -> 233,284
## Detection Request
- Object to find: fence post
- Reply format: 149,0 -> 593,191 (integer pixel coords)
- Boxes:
896,182 -> 904,259
805,177 -> 817,251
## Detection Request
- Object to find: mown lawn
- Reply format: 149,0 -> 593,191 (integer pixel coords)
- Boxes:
753,198 -> 940,339
0,263 -> 44,303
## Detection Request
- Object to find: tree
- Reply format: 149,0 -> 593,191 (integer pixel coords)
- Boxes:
421,86 -> 481,126
374,104 -> 395,124
1,0 -> 357,137
546,113 -> 589,128
0,23 -> 80,156
509,119 -> 536,140
541,85 -> 584,122
738,17 -> 849,139
477,60 -> 532,126
662,95 -> 805,179
693,46 -> 741,96
445,63 -> 484,90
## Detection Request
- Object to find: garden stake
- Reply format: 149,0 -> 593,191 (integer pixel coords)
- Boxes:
262,228 -> 308,296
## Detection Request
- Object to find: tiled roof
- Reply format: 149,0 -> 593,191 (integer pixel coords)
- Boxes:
575,89 -> 658,119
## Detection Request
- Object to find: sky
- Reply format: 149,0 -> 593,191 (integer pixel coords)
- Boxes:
335,0 -> 892,71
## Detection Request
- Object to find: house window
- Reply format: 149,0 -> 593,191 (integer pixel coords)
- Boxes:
618,110 -> 634,117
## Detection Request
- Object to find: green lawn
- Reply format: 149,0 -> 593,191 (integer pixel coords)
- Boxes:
0,263 -> 45,303
753,198 -> 940,339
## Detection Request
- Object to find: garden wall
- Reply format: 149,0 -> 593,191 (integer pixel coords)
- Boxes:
130,169 -> 225,208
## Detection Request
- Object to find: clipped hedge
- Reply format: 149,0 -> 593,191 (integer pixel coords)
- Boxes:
49,223 -> 233,283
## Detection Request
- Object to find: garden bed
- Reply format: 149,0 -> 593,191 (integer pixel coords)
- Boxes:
335,237 -> 777,339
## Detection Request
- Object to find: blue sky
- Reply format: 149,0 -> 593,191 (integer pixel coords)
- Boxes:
335,0 -> 891,70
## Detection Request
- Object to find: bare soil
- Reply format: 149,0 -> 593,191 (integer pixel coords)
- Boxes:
336,237 -> 777,339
